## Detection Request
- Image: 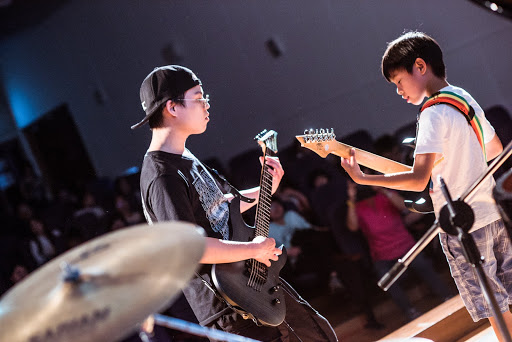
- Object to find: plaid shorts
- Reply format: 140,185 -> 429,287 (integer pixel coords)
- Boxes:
440,219 -> 512,321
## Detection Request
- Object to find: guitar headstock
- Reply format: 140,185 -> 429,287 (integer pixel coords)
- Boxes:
255,129 -> 278,157
295,128 -> 336,158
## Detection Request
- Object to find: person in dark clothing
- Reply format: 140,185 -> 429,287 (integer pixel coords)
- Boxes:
131,65 -> 337,341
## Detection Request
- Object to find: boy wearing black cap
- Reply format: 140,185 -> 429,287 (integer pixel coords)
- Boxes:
340,32 -> 510,340
132,65 -> 337,341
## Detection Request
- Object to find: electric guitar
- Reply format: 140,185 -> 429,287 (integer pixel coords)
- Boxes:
296,128 -> 434,213
211,129 -> 287,327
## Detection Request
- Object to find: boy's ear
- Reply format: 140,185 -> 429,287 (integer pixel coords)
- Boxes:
415,58 -> 427,75
165,100 -> 178,117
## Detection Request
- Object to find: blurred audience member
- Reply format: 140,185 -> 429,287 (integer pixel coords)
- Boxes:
269,198 -> 334,296
114,194 -> 144,227
18,164 -> 47,206
27,218 -> 60,266
71,191 -> 108,241
9,264 -> 29,285
115,176 -> 142,212
346,181 -> 453,321
274,181 -> 313,221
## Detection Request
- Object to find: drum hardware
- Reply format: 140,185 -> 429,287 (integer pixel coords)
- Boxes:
154,314 -> 261,342
0,221 -> 205,342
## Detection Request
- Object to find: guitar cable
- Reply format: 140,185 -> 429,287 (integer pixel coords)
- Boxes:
280,277 -> 337,342
282,320 -> 304,342
194,271 -> 260,325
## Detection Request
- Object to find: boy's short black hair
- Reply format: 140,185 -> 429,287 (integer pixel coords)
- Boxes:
382,31 -> 446,82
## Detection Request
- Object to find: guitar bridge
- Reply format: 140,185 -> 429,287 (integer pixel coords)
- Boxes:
245,259 -> 268,291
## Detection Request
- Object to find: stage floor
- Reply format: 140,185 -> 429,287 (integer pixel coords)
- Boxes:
308,264 -> 500,342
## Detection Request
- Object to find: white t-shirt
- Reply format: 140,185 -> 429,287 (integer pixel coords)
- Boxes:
414,85 -> 501,232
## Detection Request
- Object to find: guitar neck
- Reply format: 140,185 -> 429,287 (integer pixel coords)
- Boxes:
330,140 -> 411,174
296,135 -> 412,174
254,159 -> 273,238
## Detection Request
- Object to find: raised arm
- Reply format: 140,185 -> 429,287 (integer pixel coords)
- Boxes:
225,156 -> 285,213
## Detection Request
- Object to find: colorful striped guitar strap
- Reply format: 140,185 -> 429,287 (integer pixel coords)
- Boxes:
420,90 -> 486,160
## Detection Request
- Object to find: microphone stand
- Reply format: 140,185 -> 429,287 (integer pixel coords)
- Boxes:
436,176 -> 511,342
378,139 -> 512,291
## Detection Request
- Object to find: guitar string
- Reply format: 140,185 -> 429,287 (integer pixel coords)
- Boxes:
249,165 -> 271,288
248,164 -> 273,289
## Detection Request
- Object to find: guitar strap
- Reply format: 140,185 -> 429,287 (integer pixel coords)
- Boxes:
418,91 -> 486,193
201,162 -> 256,204
419,90 -> 486,160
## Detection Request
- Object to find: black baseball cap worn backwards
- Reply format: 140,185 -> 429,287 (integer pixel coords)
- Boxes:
131,65 -> 202,129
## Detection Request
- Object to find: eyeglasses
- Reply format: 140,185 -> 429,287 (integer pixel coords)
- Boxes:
176,94 -> 210,108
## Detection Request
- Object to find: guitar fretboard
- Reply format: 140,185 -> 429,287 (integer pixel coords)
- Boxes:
247,150 -> 275,290
255,163 -> 273,237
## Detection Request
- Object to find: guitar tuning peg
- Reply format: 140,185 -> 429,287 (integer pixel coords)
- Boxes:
303,129 -> 312,143
317,129 -> 323,141
329,128 -> 336,140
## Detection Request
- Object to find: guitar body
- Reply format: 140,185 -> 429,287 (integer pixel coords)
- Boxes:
211,195 -> 288,327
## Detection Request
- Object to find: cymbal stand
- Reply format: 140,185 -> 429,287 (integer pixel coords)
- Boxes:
153,314 -> 262,342
378,139 -> 512,291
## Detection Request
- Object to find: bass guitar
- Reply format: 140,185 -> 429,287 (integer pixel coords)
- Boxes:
211,129 -> 287,327
296,128 -> 433,213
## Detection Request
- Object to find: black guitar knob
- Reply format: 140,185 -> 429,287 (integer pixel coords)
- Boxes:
272,298 -> 281,305
268,285 -> 280,294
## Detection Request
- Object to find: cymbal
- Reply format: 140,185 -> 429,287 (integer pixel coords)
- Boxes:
0,221 -> 205,342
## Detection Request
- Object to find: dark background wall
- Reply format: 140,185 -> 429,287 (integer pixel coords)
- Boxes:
0,0 -> 511,179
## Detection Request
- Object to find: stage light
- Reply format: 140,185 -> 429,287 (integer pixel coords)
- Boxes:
468,0 -> 512,19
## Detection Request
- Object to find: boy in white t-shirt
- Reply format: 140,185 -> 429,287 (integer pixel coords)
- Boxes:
340,31 -> 509,340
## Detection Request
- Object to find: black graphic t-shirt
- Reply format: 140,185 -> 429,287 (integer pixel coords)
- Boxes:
140,149 -> 231,325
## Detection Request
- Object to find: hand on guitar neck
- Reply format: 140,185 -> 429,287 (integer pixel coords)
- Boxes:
296,129 -> 412,175
296,129 -> 434,213
340,148 -> 366,183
